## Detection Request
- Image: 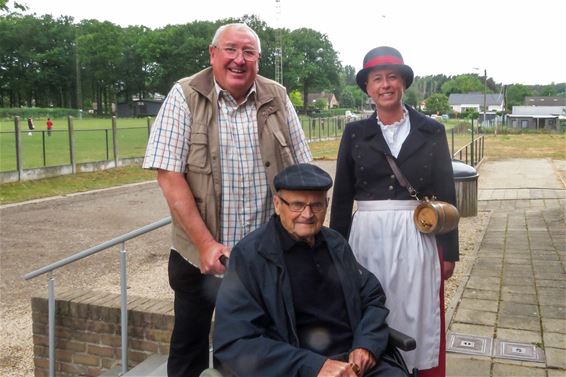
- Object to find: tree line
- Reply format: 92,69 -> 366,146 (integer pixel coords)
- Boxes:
1,7 -> 564,116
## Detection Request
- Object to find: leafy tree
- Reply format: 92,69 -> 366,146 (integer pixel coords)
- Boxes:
404,89 -> 418,108
339,85 -> 365,110
424,93 -> 450,114
505,84 -> 532,111
314,98 -> 327,110
283,28 -> 341,111
343,65 -> 356,86
289,90 -> 303,109
441,74 -> 484,96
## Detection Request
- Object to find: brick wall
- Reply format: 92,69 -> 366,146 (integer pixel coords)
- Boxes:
31,289 -> 173,376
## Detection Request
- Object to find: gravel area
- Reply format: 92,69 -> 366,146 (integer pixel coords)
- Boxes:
0,162 -> 490,376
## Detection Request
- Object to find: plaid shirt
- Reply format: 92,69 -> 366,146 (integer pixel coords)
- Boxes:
144,82 -> 312,247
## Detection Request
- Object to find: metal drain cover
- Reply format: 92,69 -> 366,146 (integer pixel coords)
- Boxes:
493,340 -> 545,362
446,333 -> 493,356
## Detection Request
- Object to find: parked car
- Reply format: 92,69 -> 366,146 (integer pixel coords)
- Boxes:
345,110 -> 360,121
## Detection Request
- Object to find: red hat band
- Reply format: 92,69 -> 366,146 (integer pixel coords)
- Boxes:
364,55 -> 404,69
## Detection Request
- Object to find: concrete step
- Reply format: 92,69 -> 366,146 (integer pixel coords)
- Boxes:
100,354 -> 167,377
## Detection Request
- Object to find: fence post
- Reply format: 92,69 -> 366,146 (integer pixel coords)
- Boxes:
147,116 -> 152,137
68,116 -> 76,174
112,116 -> 118,167
42,131 -> 46,167
14,117 -> 23,181
105,129 -> 110,161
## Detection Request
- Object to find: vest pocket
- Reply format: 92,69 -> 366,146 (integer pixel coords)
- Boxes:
187,131 -> 212,174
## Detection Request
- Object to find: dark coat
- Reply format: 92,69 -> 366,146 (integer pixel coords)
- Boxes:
213,216 -> 390,377
329,105 -> 459,261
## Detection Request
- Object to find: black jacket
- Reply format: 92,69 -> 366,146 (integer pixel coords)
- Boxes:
329,105 -> 459,261
213,216 -> 390,377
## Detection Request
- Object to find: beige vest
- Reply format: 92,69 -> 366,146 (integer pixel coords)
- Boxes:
172,67 -> 296,264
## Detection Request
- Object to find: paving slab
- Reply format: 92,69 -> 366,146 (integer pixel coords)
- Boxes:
544,332 -> 566,349
499,302 -> 539,317
497,315 -> 541,332
500,292 -> 537,305
542,318 -> 566,334
495,328 -> 542,344
458,298 -> 499,313
454,309 -> 497,326
462,289 -> 499,301
491,363 -> 546,376
446,354 -> 491,377
545,347 -> 566,369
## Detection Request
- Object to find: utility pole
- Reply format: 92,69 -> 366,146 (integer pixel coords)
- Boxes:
75,37 -> 82,111
274,0 -> 283,85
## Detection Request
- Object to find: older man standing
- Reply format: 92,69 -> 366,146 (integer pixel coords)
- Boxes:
213,164 -> 405,377
143,23 -> 311,376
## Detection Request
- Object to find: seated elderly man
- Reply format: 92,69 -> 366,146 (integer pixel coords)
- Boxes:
213,163 -> 405,377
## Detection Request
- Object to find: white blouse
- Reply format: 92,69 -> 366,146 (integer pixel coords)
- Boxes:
377,107 -> 410,158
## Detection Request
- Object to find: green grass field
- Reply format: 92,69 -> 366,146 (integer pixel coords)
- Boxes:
0,117 -> 152,171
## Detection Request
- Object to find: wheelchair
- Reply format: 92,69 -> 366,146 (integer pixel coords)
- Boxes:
204,257 -> 419,377
199,327 -> 418,377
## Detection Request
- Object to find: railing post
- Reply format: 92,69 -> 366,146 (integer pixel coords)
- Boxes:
14,116 -> 23,181
112,116 -> 119,167
470,118 -> 475,166
451,128 -> 454,156
147,116 -> 152,138
119,242 -> 128,374
48,274 -> 55,377
68,116 -> 76,174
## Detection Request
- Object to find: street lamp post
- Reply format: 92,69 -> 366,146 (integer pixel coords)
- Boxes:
482,69 -> 487,129
473,67 -> 487,129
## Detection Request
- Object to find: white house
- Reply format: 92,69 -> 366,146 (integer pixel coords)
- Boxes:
448,92 -> 505,114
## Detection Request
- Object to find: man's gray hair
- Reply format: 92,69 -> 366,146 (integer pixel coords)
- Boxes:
211,23 -> 262,53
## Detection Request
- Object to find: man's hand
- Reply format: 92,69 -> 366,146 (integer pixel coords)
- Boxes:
199,240 -> 230,275
443,261 -> 456,280
348,348 -> 375,375
317,359 -> 358,377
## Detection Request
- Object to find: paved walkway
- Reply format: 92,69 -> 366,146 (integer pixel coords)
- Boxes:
446,158 -> 566,377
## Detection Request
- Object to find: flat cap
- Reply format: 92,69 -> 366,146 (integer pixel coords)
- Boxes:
274,163 -> 333,191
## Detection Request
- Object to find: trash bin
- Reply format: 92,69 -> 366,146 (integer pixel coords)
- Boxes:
452,159 -> 479,217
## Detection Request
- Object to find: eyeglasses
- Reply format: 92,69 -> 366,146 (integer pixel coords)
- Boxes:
214,46 -> 260,62
277,195 -> 327,213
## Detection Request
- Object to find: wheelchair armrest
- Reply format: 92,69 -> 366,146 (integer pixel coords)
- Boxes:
388,327 -> 416,351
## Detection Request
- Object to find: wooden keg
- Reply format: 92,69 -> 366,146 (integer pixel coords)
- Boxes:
414,200 -> 460,235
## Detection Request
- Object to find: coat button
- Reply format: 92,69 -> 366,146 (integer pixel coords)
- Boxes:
388,185 -> 394,190
360,166 -> 365,171
265,161 -> 271,167
419,177 -> 424,182
363,181 -> 368,185
390,174 -> 395,179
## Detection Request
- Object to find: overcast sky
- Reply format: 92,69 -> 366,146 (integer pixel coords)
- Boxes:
18,0 -> 566,86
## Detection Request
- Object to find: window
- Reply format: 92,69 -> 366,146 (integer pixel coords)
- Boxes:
521,120 -> 528,129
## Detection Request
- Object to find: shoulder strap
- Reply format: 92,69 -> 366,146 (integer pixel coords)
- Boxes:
384,154 -> 419,199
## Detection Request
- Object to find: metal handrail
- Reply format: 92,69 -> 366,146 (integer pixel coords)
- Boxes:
24,216 -> 172,376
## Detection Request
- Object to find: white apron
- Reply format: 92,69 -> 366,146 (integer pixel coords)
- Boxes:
349,200 -> 441,371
